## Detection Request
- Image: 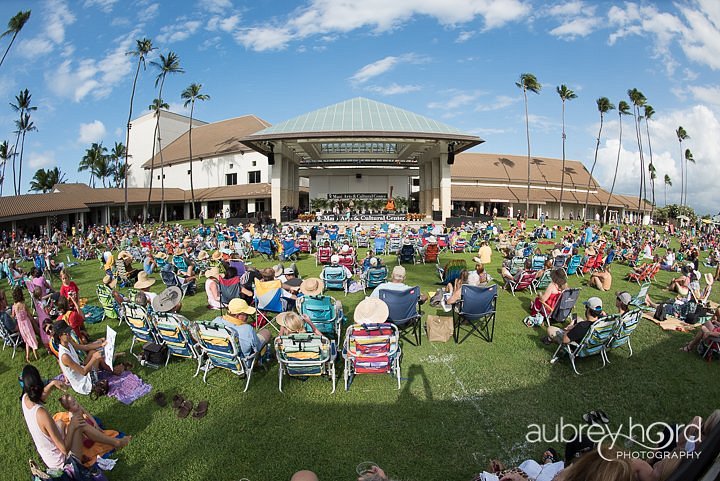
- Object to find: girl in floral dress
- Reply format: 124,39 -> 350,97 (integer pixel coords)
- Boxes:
12,287 -> 38,362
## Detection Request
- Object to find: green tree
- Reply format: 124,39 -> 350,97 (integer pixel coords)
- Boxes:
604,100 -> 631,222
149,51 -> 184,223
181,82 -> 210,219
114,162 -> 129,189
13,112 -> 36,194
0,10 -> 31,69
124,37 -> 155,220
583,97 -> 614,220
627,88 -> 647,216
145,98 -> 169,221
79,142 -> 108,188
516,73 -> 541,218
109,142 -> 126,187
556,84 -> 576,220
10,88 -> 37,195
0,140 -> 14,196
644,105 -> 656,219
676,126 -> 689,206
30,167 -> 66,193
664,174 -> 672,206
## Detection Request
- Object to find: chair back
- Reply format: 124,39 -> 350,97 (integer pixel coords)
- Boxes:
575,317 -> 617,358
442,259 -> 467,284
228,260 -> 246,277
173,255 -> 188,271
552,255 -> 567,269
218,277 -> 241,305
96,284 -> 119,320
608,310 -> 641,349
282,239 -> 300,258
154,312 -> 200,360
123,302 -> 156,343
344,323 -> 399,373
257,239 -> 273,255
631,282 -> 651,306
374,237 -> 387,254
356,235 -> 369,248
549,288 -> 580,324
510,256 -> 526,275
317,247 -> 332,264
424,244 -> 439,263
531,255 -> 547,270
514,270 -> 536,290
366,266 -> 388,288
379,286 -> 420,327
399,244 -> 415,263
195,323 -> 247,372
566,255 -> 582,275
160,268 -> 181,288
338,254 -> 354,269
459,284 -> 497,319
275,333 -> 330,376
321,266 -> 348,290
534,270 -> 552,291
300,295 -> 339,337
254,279 -> 284,313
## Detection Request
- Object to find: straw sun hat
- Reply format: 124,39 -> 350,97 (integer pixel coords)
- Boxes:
299,278 -> 324,296
134,271 -> 156,289
354,298 -> 389,324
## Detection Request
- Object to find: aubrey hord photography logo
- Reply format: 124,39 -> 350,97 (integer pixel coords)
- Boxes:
526,417 -> 703,461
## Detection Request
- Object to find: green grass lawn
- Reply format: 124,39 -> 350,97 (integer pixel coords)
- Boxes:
1,232 -> 719,481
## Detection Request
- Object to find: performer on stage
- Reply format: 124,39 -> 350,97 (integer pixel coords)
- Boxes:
384,186 -> 396,212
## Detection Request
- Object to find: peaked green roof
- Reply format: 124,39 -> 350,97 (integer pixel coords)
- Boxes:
255,97 -> 471,136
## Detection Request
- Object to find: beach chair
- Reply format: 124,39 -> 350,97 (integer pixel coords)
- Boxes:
275,333 -> 336,393
160,268 -> 192,296
452,284 -> 497,344
552,255 -> 567,270
172,255 -> 189,271
629,282 -> 652,310
581,254 -> 604,275
379,286 -> 422,346
373,237 -> 387,256
362,266 -> 388,294
154,312 -> 204,373
297,236 -> 312,254
355,234 -> 369,249
122,301 -> 159,360
550,316 -> 618,374
281,239 -> 300,261
338,254 -> 355,272
195,323 -> 260,391
566,254 -> 582,276
605,309 -> 642,359
397,244 -> 416,265
298,294 -> 344,341
545,288 -> 581,326
505,270 -> 536,296
509,256 -> 526,276
321,265 -> 350,296
531,255 -> 547,271
96,284 -> 119,322
423,243 -> 439,264
315,246 -> 332,266
438,259 -> 467,285
255,238 -> 275,260
343,323 -> 401,391
437,235 -> 450,253
532,270 -> 552,294
114,260 -> 132,288
388,235 -> 402,254
0,318 -> 22,359
626,263 -> 651,284
451,238 -> 468,253
253,278 -> 284,329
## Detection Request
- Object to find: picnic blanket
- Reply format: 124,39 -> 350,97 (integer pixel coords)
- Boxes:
104,370 -> 152,405
82,304 -> 105,324
642,312 -> 699,332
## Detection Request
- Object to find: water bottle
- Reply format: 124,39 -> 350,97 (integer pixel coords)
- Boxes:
685,435 -> 696,453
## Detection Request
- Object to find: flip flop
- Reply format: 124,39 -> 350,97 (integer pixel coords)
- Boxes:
541,336 -> 553,345
595,409 -> 610,424
171,394 -> 185,409
153,392 -> 167,407
177,400 -> 193,419
582,411 -> 599,424
193,400 -> 209,418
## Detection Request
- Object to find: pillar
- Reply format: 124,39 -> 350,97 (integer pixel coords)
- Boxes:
480,203 -> 485,215
422,161 -> 432,218
431,157 -> 440,212
200,202 -> 208,219
222,200 -> 231,218
183,203 -> 191,220
439,153 -> 452,221
292,162 -> 300,209
509,205 -> 514,219
271,151 -> 283,222
418,163 -> 425,214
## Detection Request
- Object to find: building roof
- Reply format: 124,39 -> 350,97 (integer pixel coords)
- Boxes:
0,191 -> 90,222
142,115 -> 271,168
192,184 -> 271,202
53,183 -> 186,204
450,185 -> 627,207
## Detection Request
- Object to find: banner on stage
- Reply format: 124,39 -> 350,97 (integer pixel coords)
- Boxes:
317,213 -> 408,222
326,193 -> 386,200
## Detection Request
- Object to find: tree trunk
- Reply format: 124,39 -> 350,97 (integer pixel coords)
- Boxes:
188,101 -> 196,219
12,130 -> 20,195
605,115 -> 623,223
145,119 -> 159,223
0,32 -> 19,69
157,77 -> 167,224
645,118 -> 656,221
584,113 -> 604,221
523,88 -> 531,218
559,100 -> 566,221
124,59 -> 142,223
17,131 -> 26,194
679,143 -> 684,207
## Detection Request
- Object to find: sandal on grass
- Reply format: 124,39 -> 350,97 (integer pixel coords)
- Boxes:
153,392 -> 167,407
177,400 -> 193,419
171,394 -> 185,409
595,409 -> 610,424
680,344 -> 692,352
541,336 -> 553,345
193,400 -> 209,419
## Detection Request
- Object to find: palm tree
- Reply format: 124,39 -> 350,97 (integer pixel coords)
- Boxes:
684,148 -> 695,207
664,174 -> 672,206
13,112 -> 36,194
676,126 -> 689,206
109,142 -> 126,187
0,140 -> 14,196
556,84 -> 577,220
30,167 -> 66,193
604,100 -> 631,222
516,73 -> 541,218
145,98 -> 169,221
0,10 -> 31,69
79,143 -> 108,187
114,163 -> 129,189
643,104 -> 656,220
627,88 -> 647,216
584,97 -> 614,220
149,51 -> 184,223
92,154 -> 113,188
181,83 -> 210,219
10,88 -> 37,195
123,38 -> 155,221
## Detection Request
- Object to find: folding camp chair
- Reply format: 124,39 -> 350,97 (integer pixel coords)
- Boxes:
532,270 -> 552,294
96,284 -> 119,323
275,333 -> 336,393
114,260 -> 132,288
154,312 -> 204,373
374,237 -> 387,256
315,246 -> 332,266
545,288 -> 580,326
605,309 -> 641,359
629,282 -> 653,310
255,239 -> 275,260
379,286 -> 422,346
355,234 -> 369,249
552,255 -> 567,270
195,323 -> 260,391
172,255 -> 189,272
505,270 -> 536,296
122,301 -> 159,360
362,266 -> 388,294
320,265 -> 349,296
281,239 -> 301,261
566,254 -> 582,276
343,323 -> 401,391
253,278 -> 285,329
0,317 -> 22,358
626,264 -> 651,284
160,267 -> 193,296
550,315 -> 618,374
423,243 -> 439,264
509,256 -> 526,276
397,244 -> 416,265
452,284 -> 497,343
451,238 -> 468,253
531,255 -> 547,271
297,236 -> 312,254
297,294 -> 344,341
388,235 -> 402,254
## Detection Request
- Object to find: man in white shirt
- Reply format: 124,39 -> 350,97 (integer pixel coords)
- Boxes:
370,265 -> 428,303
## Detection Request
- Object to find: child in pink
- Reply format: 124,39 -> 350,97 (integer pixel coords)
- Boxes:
12,287 -> 38,362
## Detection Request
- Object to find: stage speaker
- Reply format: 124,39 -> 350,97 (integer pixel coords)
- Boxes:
356,173 -> 362,179
267,143 -> 274,165
447,143 -> 455,165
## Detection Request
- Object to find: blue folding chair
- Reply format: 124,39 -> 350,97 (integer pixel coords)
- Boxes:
362,266 -> 388,294
452,284 -> 498,343
321,265 -> 349,296
566,254 -> 582,276
298,294 -> 344,341
281,239 -> 300,261
374,237 -> 387,255
379,286 -> 422,346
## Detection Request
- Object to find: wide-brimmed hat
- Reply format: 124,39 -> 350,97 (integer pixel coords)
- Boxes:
427,236 -> 437,244
154,252 -> 168,260
117,251 -> 132,261
276,311 -> 304,332
211,251 -> 222,261
197,250 -> 209,260
173,247 -> 184,256
300,277 -> 324,296
402,238 -> 411,245
354,298 -> 389,324
152,286 -> 182,313
102,275 -> 117,289
273,264 -> 284,277
134,271 -> 156,289
705,273 -> 714,285
227,298 -> 256,316
204,266 -> 220,279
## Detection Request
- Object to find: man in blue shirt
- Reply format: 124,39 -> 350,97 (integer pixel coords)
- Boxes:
584,224 -> 594,246
212,298 -> 271,355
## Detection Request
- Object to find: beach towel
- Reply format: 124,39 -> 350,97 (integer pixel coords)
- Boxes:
642,312 -> 699,332
82,305 -> 105,324
105,371 -> 152,405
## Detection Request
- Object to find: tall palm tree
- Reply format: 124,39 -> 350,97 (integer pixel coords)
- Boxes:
675,126 -> 689,206
123,38 -> 155,221
109,142 -> 126,188
10,88 -> 37,195
0,10 -> 31,69
145,98 -> 169,221
584,97 -> 614,220
627,88 -> 647,216
643,104 -> 656,220
664,174 -> 672,206
181,83 -> 210,219
516,73 -> 541,218
556,84 -> 576,220
0,140 -> 14,196
604,100 -> 631,222
114,163 -> 129,189
149,51 -> 184,223
92,154 -> 113,188
684,148 -> 695,207
13,112 -> 35,194
79,143 -> 108,188
30,167 -> 66,193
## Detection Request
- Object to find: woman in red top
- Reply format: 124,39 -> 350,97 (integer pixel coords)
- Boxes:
58,270 -> 79,300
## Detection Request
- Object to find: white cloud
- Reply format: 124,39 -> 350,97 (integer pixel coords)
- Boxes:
157,20 -> 202,43
237,0 -> 530,51
17,0 -> 76,59
475,95 -> 518,111
456,31 -> 474,43
28,150 -> 56,169
78,120 -> 107,144
199,0 -> 233,14
546,1 -> 600,40
349,53 -> 426,84
144,3 -> 160,20
677,2 -> 720,70
428,90 -> 484,110
365,83 -> 422,95
84,0 -> 119,13
207,14 -> 241,33
688,85 -> 720,109
547,1 -> 586,17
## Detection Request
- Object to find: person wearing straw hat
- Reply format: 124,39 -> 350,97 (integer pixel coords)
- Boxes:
117,250 -> 139,281
151,286 -> 183,314
203,266 -> 221,310
276,311 -> 321,336
134,271 -> 157,304
197,250 -> 209,262
211,298 -> 271,355
353,297 -> 389,324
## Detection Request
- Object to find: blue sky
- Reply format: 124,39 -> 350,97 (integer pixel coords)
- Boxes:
0,0 -> 719,212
